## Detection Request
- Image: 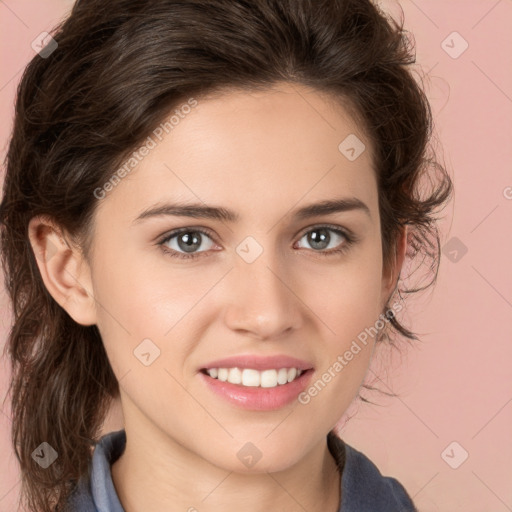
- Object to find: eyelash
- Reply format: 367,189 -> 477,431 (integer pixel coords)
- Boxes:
157,224 -> 357,260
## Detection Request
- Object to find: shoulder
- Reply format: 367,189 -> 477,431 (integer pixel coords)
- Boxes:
63,429 -> 127,512
328,432 -> 417,512
63,477 -> 97,512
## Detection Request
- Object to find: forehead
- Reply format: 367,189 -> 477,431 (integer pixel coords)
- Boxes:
95,83 -> 377,225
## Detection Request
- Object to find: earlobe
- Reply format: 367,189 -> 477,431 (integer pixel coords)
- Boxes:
27,215 -> 97,326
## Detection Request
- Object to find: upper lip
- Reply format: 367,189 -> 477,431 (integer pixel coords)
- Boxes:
200,354 -> 314,371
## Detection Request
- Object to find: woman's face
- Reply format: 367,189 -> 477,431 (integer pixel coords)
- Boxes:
83,82 -> 400,472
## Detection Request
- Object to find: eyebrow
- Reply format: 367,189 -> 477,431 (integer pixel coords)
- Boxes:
132,197 -> 371,225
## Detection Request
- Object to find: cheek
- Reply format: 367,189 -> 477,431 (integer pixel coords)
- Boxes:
302,243 -> 384,386
91,242 -> 184,330
306,255 -> 384,337
90,246 -> 213,374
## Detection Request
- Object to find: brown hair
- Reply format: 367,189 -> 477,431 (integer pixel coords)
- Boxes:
0,0 -> 452,510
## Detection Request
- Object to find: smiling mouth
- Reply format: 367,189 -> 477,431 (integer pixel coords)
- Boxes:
200,367 -> 310,388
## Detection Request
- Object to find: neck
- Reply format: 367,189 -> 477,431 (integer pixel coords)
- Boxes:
111,414 -> 342,512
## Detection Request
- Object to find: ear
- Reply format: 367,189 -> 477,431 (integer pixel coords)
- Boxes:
380,225 -> 408,309
27,215 -> 97,326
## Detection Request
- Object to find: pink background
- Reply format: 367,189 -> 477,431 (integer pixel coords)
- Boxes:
1,1 -> 511,510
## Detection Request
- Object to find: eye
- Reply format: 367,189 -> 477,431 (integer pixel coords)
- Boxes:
158,228 -> 217,260
295,225 -> 355,256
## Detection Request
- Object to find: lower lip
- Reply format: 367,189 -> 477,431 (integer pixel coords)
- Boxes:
198,369 -> 314,411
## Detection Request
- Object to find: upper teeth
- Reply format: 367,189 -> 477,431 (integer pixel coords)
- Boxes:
206,367 -> 304,388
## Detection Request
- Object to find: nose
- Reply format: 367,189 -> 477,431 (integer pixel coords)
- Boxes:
222,249 -> 303,340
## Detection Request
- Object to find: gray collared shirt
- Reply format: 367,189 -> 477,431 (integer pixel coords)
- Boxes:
65,429 -> 417,511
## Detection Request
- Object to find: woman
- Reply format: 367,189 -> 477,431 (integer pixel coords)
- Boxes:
0,0 -> 453,510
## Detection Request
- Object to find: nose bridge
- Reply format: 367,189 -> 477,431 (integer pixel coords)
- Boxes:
223,237 -> 301,338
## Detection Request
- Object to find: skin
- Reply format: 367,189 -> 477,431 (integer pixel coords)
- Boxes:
29,81 -> 406,512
